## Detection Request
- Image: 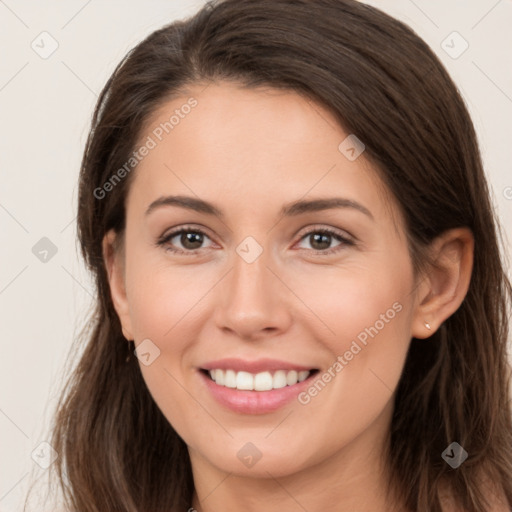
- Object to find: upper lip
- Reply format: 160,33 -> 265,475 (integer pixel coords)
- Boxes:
200,358 -> 317,374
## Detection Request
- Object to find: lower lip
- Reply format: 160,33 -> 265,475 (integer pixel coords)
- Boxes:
199,370 -> 317,414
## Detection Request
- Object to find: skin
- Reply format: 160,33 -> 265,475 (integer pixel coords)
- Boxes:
103,82 -> 474,511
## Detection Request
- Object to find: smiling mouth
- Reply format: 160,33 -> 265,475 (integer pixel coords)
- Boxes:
201,368 -> 320,391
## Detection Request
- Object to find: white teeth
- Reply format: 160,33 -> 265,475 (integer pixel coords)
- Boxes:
224,369 -> 237,388
286,370 -> 298,385
298,370 -> 309,382
214,369 -> 225,386
207,369 -> 312,390
272,370 -> 288,389
236,371 -> 254,390
254,371 -> 273,391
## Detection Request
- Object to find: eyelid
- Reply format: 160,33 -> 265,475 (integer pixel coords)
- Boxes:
294,224 -> 355,244
159,223 -> 215,241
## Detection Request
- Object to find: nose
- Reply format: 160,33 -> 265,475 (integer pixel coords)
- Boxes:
213,246 -> 293,341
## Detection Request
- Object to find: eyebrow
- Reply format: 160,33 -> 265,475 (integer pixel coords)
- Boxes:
145,195 -> 373,220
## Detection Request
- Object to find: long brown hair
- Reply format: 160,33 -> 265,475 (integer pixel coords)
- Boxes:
35,0 -> 512,510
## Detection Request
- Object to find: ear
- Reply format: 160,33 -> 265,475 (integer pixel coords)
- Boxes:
102,229 -> 134,341
411,227 -> 474,339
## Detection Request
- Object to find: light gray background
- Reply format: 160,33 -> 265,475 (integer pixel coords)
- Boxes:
1,1 -> 511,510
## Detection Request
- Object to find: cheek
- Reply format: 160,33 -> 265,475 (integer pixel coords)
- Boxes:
125,251 -> 209,344
124,258 -> 211,441
292,256 -> 413,352
294,255 -> 414,407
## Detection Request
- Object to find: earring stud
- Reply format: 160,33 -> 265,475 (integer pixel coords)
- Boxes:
425,322 -> 432,330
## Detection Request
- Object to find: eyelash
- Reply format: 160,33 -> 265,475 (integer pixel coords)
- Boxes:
155,225 -> 355,256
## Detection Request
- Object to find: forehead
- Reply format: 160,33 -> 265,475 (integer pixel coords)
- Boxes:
126,82 -> 399,226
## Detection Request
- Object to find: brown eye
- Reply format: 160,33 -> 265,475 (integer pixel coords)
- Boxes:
178,231 -> 204,250
309,232 -> 334,251
296,228 -> 354,254
157,228 -> 213,254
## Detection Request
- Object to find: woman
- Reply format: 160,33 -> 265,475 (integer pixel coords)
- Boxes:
45,0 -> 512,510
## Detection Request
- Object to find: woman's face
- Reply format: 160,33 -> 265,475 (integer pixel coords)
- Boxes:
107,82 -> 425,479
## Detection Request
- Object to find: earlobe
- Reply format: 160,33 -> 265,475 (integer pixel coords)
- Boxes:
102,229 -> 134,341
411,228 -> 474,340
